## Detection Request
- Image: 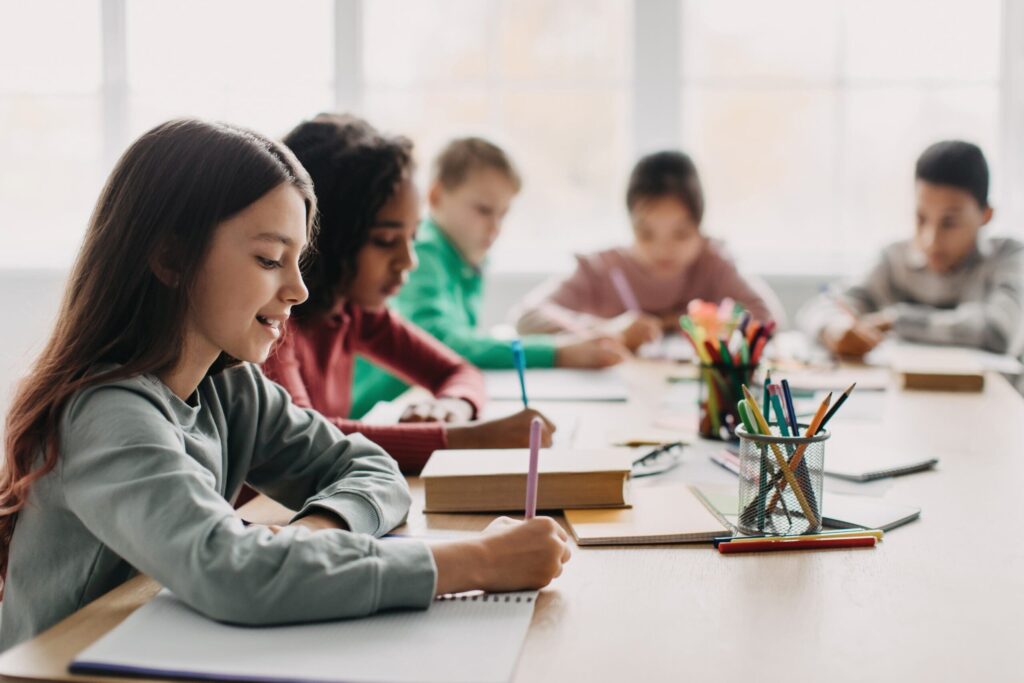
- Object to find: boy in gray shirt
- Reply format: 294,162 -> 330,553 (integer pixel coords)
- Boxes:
798,140 -> 1024,358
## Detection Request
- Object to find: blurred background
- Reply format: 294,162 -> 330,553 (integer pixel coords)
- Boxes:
0,0 -> 1021,415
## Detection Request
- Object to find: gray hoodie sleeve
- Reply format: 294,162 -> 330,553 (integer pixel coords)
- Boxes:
889,245 -> 1024,353
238,366 -> 413,535
797,254 -> 892,342
58,376 -> 437,627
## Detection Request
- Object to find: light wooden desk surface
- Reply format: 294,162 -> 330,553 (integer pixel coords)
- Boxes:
2,360 -> 1023,683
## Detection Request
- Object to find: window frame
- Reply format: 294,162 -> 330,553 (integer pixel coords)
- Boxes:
50,0 -> 1024,274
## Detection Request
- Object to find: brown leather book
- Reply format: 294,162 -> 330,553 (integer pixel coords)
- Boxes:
420,449 -> 633,513
891,348 -> 985,392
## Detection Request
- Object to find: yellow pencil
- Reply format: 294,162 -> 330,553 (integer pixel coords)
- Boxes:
766,392 -> 832,515
741,385 -> 818,528
725,529 -> 884,544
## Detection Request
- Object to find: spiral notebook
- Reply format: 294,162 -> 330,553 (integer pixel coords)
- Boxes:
71,589 -> 538,683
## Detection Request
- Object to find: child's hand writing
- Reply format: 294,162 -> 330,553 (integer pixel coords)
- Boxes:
431,516 -> 572,595
606,312 -> 663,351
445,409 -> 556,449
823,321 -> 885,358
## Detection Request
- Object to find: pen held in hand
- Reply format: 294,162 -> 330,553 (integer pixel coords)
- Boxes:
511,339 -> 528,408
609,267 -> 641,313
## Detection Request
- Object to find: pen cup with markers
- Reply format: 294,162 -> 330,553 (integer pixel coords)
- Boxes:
697,363 -> 757,441
735,425 -> 829,536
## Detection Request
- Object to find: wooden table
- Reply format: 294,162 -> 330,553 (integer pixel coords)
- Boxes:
2,360 -> 1023,683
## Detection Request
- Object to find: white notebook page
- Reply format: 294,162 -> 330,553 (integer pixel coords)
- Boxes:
73,589 -> 538,683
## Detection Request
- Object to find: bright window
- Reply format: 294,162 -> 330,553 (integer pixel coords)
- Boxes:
0,0 -> 103,268
0,0 -> 1013,276
362,0 -> 633,272
125,0 -> 334,140
679,0 -> 1003,275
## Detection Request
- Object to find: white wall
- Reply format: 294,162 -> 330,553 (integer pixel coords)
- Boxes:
0,271 -> 67,430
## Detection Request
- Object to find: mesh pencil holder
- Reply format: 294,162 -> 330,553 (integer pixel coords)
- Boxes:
735,425 -> 829,536
697,363 -> 757,441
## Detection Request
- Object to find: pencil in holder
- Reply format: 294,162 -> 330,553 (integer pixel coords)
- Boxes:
698,363 -> 757,441
735,425 -> 829,536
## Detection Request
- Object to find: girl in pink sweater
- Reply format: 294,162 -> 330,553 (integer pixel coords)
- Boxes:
515,151 -> 775,350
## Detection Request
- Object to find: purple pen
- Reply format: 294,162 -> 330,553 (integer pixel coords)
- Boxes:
609,267 -> 641,313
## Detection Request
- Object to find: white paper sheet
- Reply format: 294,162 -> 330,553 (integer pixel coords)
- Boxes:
73,589 -> 538,683
483,368 -> 628,402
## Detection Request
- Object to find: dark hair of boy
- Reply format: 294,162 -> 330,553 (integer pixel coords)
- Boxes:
433,137 -> 522,192
283,113 -> 414,319
626,150 -> 705,222
915,140 -> 989,208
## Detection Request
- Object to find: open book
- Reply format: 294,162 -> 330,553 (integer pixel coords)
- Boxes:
564,484 -> 729,545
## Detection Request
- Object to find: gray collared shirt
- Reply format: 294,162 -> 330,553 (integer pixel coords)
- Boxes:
798,237 -> 1024,355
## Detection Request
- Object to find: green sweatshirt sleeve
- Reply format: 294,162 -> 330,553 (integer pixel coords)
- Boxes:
395,241 -> 557,369
58,368 -> 437,627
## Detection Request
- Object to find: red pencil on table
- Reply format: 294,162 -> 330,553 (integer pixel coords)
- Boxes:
718,535 -> 876,554
750,335 -> 769,364
703,340 -> 723,364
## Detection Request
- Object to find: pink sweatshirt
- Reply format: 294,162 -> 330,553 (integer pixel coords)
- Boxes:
515,243 -> 773,333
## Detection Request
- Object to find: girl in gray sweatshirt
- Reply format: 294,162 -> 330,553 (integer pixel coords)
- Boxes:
0,118 -> 570,651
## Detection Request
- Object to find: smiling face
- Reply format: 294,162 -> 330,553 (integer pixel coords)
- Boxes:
428,167 -> 518,267
629,195 -> 706,277
914,180 -> 993,274
185,182 -> 310,370
345,176 -> 421,310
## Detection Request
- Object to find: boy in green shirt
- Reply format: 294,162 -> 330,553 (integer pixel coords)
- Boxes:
353,138 -> 625,416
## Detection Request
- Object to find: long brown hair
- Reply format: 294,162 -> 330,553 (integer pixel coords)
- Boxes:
0,119 -> 316,581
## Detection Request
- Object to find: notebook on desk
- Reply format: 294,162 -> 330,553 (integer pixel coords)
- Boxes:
867,341 -> 1022,376
777,365 -> 891,393
72,589 -> 538,683
690,483 -> 921,533
360,400 -> 407,424
824,425 -> 939,481
563,484 -> 729,546
483,368 -> 628,402
822,491 -> 920,531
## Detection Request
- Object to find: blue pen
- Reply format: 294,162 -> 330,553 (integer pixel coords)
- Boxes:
511,339 -> 528,407
781,379 -> 800,437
